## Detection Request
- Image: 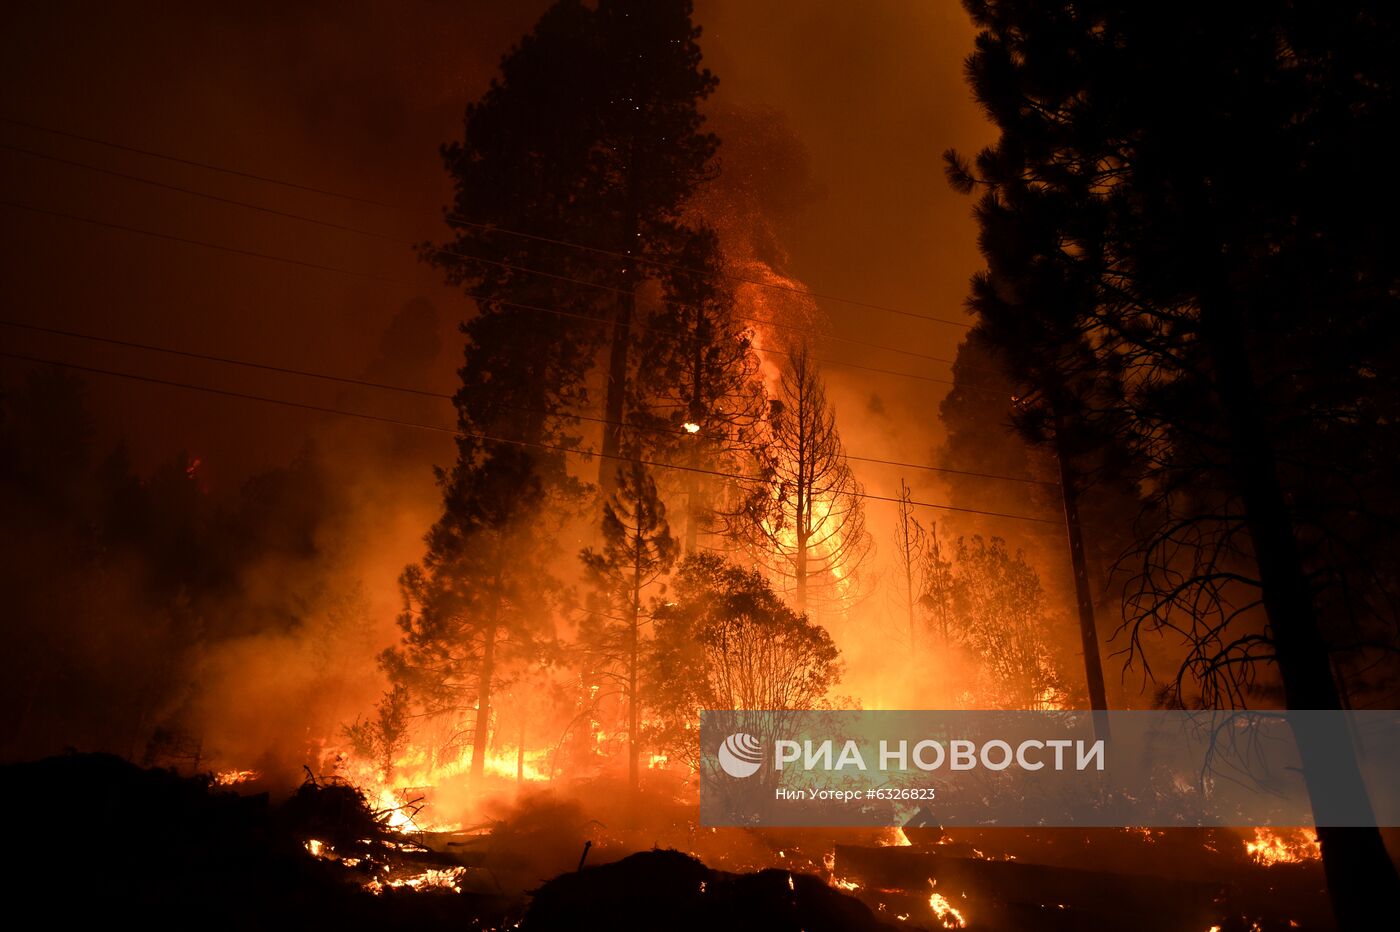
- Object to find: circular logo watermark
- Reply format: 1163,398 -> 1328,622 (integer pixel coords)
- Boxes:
718,732 -> 764,778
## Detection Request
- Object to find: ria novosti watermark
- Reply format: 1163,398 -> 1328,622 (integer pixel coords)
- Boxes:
699,710 -> 1400,828
766,735 -> 1105,773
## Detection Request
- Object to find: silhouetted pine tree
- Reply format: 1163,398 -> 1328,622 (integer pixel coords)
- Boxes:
579,460 -> 677,791
950,1 -> 1400,919
629,229 -> 767,552
428,0 -> 721,497
383,446 -> 557,784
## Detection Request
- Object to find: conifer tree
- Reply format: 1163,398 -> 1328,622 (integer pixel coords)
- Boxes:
629,230 -> 767,551
580,460 -> 677,791
949,1 -> 1400,914
428,0 -> 721,497
734,344 -> 871,613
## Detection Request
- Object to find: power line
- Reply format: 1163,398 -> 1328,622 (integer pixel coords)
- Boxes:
0,116 -> 391,206
0,317 -> 1053,487
440,213 -> 970,328
0,143 -> 652,305
0,198 -> 998,392
3,115 -> 971,329
0,348 -> 1060,525
0,317 -> 448,398
1,139 -> 411,240
1,199 -> 405,286
1,140 -> 974,370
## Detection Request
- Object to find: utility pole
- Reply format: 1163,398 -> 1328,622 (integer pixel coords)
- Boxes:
1016,389 -> 1110,738
896,479 -> 920,654
1051,406 -> 1110,739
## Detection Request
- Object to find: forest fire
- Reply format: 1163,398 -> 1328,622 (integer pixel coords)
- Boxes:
3,0 -> 1398,927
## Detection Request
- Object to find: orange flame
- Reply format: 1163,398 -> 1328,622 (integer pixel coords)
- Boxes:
1244,828 -> 1320,866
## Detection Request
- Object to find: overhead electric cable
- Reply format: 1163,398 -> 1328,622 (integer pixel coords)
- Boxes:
1,140 -> 977,368
0,348 -> 1061,525
0,198 -> 1005,394
2,116 -> 972,329
0,317 -> 1053,486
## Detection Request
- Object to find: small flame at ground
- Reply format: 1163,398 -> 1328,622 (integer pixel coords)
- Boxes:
366,866 -> 467,895
928,888 -> 967,929
214,769 -> 259,786
877,826 -> 912,847
1244,828 -> 1320,866
318,740 -> 553,834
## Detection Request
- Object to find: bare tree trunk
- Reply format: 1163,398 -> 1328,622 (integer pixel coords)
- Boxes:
601,282 -> 635,498
630,509 -> 644,789
600,151 -> 640,498
794,524 -> 809,613
897,480 -> 918,653
469,622 -> 497,784
794,381 -> 810,613
930,522 -> 950,640
684,444 -> 701,553
1202,300 -> 1398,928
470,562 -> 503,785
685,301 -> 706,553
627,562 -> 641,794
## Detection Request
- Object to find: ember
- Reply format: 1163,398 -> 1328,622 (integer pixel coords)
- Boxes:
367,866 -> 468,895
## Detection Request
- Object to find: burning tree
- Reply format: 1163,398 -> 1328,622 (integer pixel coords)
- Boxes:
579,460 -> 678,791
629,230 -> 768,553
382,446 -> 557,785
948,535 -> 1064,709
343,686 -> 411,784
428,0 -> 722,499
648,553 -> 842,771
733,344 -> 872,613
891,479 -> 955,651
892,480 -> 928,652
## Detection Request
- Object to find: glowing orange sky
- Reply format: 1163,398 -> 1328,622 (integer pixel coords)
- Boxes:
0,1 -> 994,486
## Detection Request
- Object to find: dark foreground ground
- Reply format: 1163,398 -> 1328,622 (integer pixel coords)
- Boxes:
0,753 -> 1350,930
0,753 -> 896,930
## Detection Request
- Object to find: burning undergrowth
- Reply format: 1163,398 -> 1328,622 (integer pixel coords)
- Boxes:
0,750 -> 918,930
826,826 -> 1332,932
0,750 -> 1344,931
1,752 -> 516,928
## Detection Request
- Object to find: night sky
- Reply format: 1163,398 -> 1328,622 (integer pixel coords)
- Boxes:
1,0 -> 993,487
